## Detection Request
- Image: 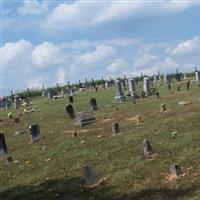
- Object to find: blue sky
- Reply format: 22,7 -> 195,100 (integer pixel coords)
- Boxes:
1,0 -> 200,95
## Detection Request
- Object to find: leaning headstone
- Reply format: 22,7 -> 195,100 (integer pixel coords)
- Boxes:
114,80 -> 125,103
0,132 -> 8,155
128,78 -> 136,98
112,122 -> 120,135
29,124 -> 40,142
68,95 -> 74,103
143,139 -> 153,156
76,112 -> 96,126
82,165 -> 97,186
160,103 -> 166,112
143,77 -> 150,95
90,98 -> 98,111
170,163 -> 182,177
66,104 -> 76,119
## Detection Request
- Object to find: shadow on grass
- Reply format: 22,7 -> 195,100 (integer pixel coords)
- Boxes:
0,177 -> 198,200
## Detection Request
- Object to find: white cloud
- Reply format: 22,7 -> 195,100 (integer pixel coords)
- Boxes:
171,36 -> 200,56
18,0 -> 49,16
1,39 -> 33,69
134,53 -> 158,70
56,67 -> 66,84
2,36 -> 200,95
44,1 -> 199,31
31,42 -> 67,69
71,44 -> 116,72
27,77 -> 43,89
106,58 -> 127,73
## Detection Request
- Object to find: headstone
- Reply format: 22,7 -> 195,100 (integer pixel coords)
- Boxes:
177,85 -> 181,91
5,103 -> 10,110
170,163 -> 181,177
112,122 -> 120,135
163,74 -> 168,83
11,90 -> 14,102
14,98 -> 21,109
90,98 -> 98,111
6,155 -> 13,164
0,132 -> 8,155
186,80 -> 190,91
14,117 -> 20,123
195,71 -> 200,82
72,131 -> 77,138
48,91 -> 54,99
29,124 -> 40,142
42,89 -> 48,97
66,104 -> 76,119
68,95 -> 74,103
114,80 -> 125,102
156,92 -> 160,98
76,111 -> 96,126
136,115 -> 142,124
168,83 -> 171,90
160,103 -> 166,112
143,77 -> 150,95
154,75 -> 157,83
82,165 -> 97,186
128,78 -> 136,98
143,139 -> 153,156
158,75 -> 162,82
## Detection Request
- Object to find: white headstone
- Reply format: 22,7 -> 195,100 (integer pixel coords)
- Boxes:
143,77 -> 150,94
128,78 -> 136,97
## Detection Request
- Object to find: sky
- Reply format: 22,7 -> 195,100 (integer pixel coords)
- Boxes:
1,0 -> 200,95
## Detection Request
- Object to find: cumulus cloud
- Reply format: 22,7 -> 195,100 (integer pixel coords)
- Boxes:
17,0 -> 49,16
44,1 -> 199,31
134,53 -> 158,70
56,67 -> 66,84
171,36 -> 200,56
71,44 -> 116,72
2,36 -> 200,94
27,77 -> 43,89
31,42 -> 67,69
106,58 -> 127,73
1,39 -> 33,68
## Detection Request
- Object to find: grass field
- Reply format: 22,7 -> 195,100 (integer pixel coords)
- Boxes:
0,79 -> 200,200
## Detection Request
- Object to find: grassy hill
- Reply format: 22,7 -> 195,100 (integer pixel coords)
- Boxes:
0,80 -> 200,200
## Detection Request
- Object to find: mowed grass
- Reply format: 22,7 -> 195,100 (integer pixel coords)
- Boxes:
0,80 -> 200,200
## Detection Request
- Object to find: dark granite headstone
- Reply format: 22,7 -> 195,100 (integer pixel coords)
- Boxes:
66,104 -> 76,119
68,95 -> 74,103
143,139 -> 153,156
90,98 -> 98,111
0,133 -> 8,155
112,122 -> 120,135
29,124 -> 40,142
